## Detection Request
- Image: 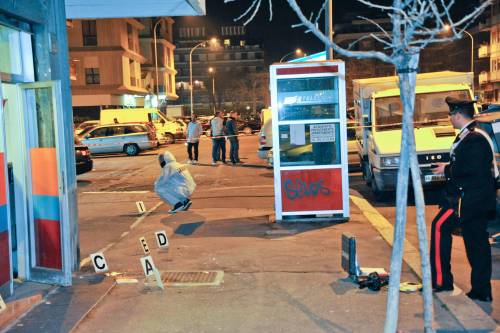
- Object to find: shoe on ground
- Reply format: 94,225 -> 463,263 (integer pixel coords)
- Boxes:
169,201 -> 185,214
433,285 -> 454,293
211,161 -> 217,166
192,160 -> 198,165
187,160 -> 192,164
466,291 -> 492,302
222,161 -> 227,164
181,199 -> 192,211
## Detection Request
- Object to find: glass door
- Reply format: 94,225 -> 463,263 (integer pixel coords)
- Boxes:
20,81 -> 71,285
0,82 -> 13,297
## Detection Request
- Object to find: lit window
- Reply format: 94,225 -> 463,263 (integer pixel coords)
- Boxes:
240,40 -> 246,46
224,39 -> 231,46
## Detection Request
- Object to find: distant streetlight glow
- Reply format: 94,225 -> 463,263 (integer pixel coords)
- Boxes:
279,48 -> 304,62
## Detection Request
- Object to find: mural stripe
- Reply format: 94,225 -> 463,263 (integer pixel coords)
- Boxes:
31,148 -> 59,197
35,219 -> 62,270
0,231 -> 10,285
33,195 -> 60,221
0,205 -> 7,233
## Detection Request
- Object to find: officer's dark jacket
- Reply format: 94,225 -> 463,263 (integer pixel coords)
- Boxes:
444,121 -> 496,220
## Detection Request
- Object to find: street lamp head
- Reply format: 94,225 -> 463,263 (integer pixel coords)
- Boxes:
210,38 -> 218,46
295,48 -> 303,55
208,67 -> 214,73
443,24 -> 451,32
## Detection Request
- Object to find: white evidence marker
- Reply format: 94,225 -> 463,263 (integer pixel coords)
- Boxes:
0,295 -> 6,313
136,201 -> 146,214
139,237 -> 151,255
155,231 -> 169,249
140,255 -> 164,290
90,252 -> 109,273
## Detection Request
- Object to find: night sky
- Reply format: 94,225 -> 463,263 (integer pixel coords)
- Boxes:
207,0 -> 485,63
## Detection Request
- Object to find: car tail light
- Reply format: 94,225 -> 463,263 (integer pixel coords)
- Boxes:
81,150 -> 89,156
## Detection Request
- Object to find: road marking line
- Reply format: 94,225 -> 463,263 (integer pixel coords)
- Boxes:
350,194 -> 499,331
80,201 -> 163,268
82,191 -> 151,194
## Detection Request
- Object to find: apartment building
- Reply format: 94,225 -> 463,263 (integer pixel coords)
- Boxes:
68,17 -> 177,117
172,17 -> 266,116
479,0 -> 500,102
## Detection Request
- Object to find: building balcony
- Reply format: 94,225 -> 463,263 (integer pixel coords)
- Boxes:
479,44 -> 490,58
480,71 -> 490,85
480,71 -> 500,84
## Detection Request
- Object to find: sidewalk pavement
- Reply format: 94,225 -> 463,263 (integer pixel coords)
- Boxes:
3,185 -> 491,333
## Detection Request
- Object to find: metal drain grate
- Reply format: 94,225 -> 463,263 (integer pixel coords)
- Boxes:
162,271 -> 224,287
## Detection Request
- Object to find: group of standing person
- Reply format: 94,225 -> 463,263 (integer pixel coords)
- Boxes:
185,111 -> 241,166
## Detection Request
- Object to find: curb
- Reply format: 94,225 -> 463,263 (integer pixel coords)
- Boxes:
350,193 -> 498,331
0,286 -> 58,333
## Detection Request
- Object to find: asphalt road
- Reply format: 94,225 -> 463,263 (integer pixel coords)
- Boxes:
76,135 -> 499,323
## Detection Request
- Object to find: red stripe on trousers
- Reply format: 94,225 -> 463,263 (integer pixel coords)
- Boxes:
435,209 -> 454,286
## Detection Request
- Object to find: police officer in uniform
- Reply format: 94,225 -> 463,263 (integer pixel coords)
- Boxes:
430,97 -> 495,302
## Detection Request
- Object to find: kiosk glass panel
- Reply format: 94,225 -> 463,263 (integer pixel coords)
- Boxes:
278,123 -> 341,166
277,77 -> 339,121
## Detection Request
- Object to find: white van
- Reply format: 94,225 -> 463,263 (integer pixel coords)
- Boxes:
354,71 -> 474,199
100,108 -> 184,144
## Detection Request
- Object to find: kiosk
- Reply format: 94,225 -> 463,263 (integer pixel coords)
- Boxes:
270,61 -> 349,222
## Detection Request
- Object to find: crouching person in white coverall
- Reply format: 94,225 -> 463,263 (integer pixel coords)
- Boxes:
154,151 -> 196,213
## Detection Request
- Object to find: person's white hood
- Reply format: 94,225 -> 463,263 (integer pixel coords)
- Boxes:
159,151 -> 176,167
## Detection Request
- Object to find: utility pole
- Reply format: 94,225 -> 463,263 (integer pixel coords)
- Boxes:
325,0 -> 333,60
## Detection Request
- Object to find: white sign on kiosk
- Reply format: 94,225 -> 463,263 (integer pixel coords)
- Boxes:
270,61 -> 350,222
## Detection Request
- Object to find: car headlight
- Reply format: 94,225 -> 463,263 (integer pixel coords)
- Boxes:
381,156 -> 400,167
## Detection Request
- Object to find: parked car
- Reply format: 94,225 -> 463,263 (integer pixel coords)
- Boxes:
474,110 -> 500,222
74,120 -> 99,136
74,138 -> 93,175
78,123 -> 158,156
238,118 -> 261,135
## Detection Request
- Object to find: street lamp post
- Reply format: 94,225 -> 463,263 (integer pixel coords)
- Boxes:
444,25 -> 474,93
153,18 -> 162,106
279,48 -> 303,63
209,67 -> 216,113
190,38 -> 218,116
463,30 -> 475,93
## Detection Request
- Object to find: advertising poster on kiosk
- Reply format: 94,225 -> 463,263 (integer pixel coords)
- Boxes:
270,61 -> 349,222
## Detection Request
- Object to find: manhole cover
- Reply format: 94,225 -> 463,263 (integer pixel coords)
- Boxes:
162,271 -> 224,287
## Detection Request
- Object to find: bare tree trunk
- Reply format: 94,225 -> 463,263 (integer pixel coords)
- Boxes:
384,53 -> 418,333
409,131 -> 435,333
399,56 -> 434,333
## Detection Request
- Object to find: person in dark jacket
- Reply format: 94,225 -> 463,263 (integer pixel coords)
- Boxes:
430,97 -> 496,302
226,111 -> 241,165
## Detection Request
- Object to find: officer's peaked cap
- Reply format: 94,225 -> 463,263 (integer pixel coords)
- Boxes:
445,96 -> 475,118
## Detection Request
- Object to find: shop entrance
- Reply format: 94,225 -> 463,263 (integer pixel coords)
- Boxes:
0,21 -> 74,297
0,81 -> 74,296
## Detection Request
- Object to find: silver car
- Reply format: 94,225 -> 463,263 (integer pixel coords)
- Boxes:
79,123 -> 157,156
